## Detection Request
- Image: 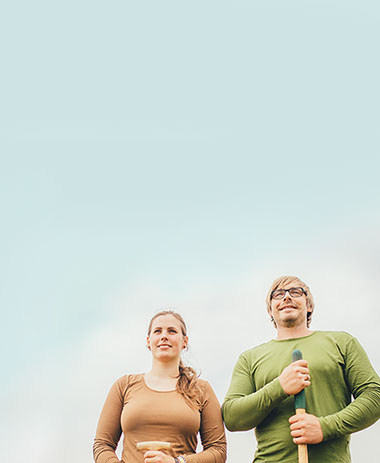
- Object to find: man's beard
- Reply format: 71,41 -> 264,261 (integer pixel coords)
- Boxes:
280,311 -> 305,328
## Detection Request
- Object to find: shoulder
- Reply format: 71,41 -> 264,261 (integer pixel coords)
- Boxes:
314,331 -> 362,354
315,330 -> 356,344
238,340 -> 275,362
222,341 -> 276,377
193,378 -> 218,405
112,373 -> 144,393
194,378 -> 212,395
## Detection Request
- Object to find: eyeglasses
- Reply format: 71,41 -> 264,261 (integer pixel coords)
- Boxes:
270,287 -> 307,300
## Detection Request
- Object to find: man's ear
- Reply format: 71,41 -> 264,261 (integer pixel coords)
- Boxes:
306,301 -> 313,315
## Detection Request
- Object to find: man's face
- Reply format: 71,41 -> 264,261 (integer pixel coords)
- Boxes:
269,281 -> 311,329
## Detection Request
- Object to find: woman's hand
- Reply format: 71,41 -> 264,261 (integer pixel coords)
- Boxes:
278,359 -> 311,395
143,450 -> 175,463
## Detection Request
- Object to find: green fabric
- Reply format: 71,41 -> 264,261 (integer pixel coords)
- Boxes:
222,331 -> 380,462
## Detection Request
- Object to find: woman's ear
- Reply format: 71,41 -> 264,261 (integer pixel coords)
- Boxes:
146,336 -> 151,350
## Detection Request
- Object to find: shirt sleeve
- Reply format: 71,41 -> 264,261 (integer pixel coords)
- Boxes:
93,377 -> 127,463
185,381 -> 227,463
222,353 -> 288,431
319,337 -> 380,440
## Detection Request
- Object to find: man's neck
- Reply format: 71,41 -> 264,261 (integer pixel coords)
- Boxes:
275,325 -> 313,340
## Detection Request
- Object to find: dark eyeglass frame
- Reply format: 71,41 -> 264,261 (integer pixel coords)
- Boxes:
270,287 -> 307,300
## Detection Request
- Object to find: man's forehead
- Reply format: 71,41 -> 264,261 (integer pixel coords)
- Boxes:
277,278 -> 302,289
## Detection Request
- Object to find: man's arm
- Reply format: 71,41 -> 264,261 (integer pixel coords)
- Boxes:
222,353 -> 290,431
318,336 -> 380,440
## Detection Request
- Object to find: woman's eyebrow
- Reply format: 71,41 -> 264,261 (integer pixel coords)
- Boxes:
153,326 -> 178,330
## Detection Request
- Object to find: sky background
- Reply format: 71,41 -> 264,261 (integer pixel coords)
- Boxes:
1,1 -> 380,462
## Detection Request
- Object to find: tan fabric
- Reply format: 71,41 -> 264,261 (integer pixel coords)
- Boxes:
93,374 -> 226,463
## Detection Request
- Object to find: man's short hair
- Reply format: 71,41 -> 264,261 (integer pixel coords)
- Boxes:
266,275 -> 315,328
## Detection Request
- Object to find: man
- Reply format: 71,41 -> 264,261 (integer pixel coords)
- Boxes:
222,275 -> 380,462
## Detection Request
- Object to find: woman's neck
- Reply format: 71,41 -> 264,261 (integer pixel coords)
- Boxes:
149,359 -> 179,377
145,360 -> 180,391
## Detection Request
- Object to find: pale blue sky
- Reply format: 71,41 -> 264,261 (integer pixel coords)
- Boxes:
1,2 -> 380,462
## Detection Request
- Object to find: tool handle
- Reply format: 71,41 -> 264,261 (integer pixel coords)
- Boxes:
297,441 -> 308,463
136,441 -> 172,452
292,349 -> 306,410
292,349 -> 308,463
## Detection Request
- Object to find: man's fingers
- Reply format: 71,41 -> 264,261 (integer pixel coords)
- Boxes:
293,436 -> 308,444
291,363 -> 310,378
289,413 -> 324,445
293,359 -> 308,367
290,421 -> 302,430
291,428 -> 304,437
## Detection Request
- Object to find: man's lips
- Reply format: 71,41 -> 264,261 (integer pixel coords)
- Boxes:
279,305 -> 296,310
158,344 -> 171,348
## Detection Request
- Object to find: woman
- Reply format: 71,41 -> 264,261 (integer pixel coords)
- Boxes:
93,310 -> 226,463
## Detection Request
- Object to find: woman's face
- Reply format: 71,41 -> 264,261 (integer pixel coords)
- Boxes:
147,314 -> 188,363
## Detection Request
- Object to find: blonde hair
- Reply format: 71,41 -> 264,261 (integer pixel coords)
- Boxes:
148,310 -> 199,408
266,276 -> 315,328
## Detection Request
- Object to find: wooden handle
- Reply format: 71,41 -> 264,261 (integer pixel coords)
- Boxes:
296,409 -> 308,462
136,441 -> 172,452
298,443 -> 308,463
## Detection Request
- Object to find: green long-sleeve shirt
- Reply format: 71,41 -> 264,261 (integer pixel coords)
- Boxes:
222,331 -> 380,462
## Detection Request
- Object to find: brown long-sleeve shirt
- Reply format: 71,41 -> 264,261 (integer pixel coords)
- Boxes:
93,374 -> 226,463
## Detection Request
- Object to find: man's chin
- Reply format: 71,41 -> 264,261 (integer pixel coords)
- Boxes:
280,316 -> 300,327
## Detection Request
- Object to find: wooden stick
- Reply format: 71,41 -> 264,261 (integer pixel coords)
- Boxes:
136,441 -> 172,452
292,349 -> 309,463
296,409 -> 308,463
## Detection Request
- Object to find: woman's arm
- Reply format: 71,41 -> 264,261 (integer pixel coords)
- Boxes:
185,381 -> 227,463
93,377 -> 127,463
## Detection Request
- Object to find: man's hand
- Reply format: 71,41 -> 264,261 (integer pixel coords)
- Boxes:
143,450 -> 175,463
279,359 -> 311,395
289,412 -> 323,444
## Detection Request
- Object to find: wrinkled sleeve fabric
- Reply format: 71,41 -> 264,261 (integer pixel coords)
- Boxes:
93,376 -> 127,463
319,337 -> 380,440
222,353 -> 288,431
186,381 -> 227,463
